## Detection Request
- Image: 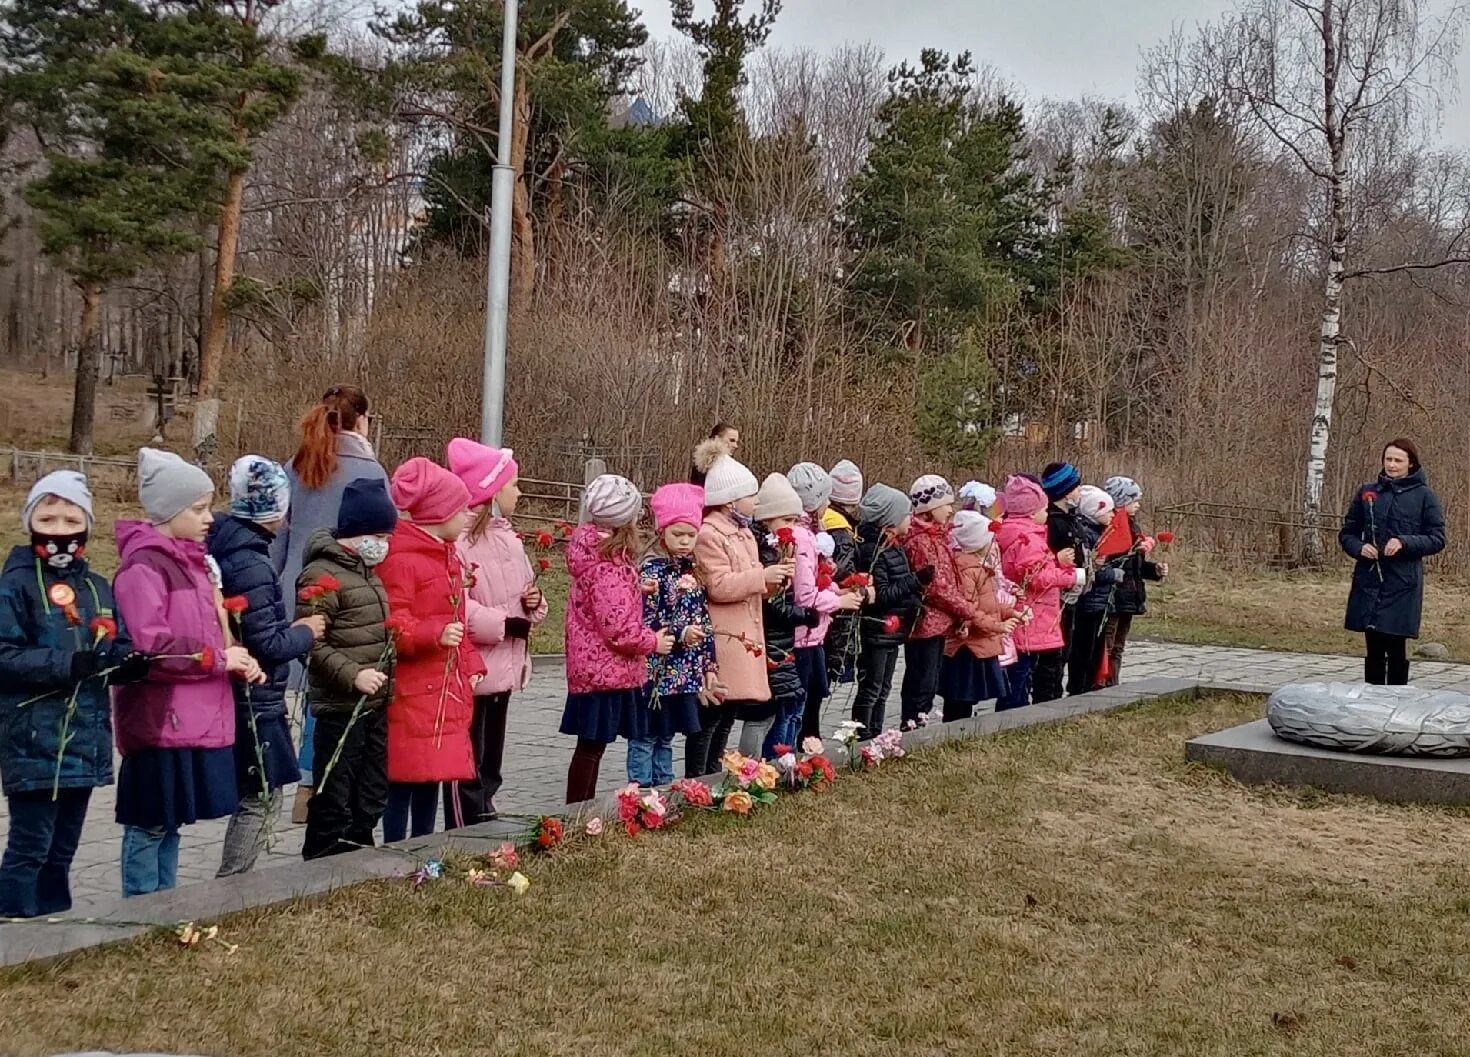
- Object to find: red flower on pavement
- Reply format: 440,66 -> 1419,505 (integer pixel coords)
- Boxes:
222,596 -> 248,614
89,616 -> 118,641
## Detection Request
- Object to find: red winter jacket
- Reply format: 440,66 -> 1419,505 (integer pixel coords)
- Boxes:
378,522 -> 487,784
903,516 -> 977,640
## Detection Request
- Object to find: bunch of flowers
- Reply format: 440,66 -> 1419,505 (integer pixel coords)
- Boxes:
902,709 -> 944,732
716,750 -> 778,810
406,843 -> 530,895
776,738 -> 835,791
533,816 -> 563,852
669,777 -> 714,809
616,783 -> 671,835
176,921 -> 238,954
860,728 -> 907,768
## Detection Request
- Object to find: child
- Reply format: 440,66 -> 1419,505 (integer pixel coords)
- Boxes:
1099,476 -> 1166,687
298,477 -> 399,860
0,472 -> 145,917
851,484 -> 923,739
823,459 -> 864,686
787,462 -> 862,741
940,511 -> 1021,721
563,475 -> 671,802
690,442 -> 786,776
958,481 -> 997,515
1035,461 -> 1086,703
993,475 -> 1084,711
752,473 -> 822,756
208,456 -> 324,876
113,449 -> 264,896
1067,486 -> 1125,697
632,483 -> 713,787
378,458 -> 485,842
447,439 -> 547,825
901,475 -> 980,728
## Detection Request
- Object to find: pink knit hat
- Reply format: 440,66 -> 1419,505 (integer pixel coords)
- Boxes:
390,457 -> 471,524
446,438 -> 519,507
1002,474 -> 1048,518
650,482 -> 704,533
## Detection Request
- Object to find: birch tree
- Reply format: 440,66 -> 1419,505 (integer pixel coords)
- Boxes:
1223,0 -> 1468,564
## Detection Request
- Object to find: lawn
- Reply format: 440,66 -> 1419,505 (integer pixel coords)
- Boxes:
4,692 -> 1470,1057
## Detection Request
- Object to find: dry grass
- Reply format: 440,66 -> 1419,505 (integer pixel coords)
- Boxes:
1137,552 -> 1470,660
4,693 -> 1470,1056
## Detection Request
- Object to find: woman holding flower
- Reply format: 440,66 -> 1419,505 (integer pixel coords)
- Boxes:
1340,438 -> 1446,685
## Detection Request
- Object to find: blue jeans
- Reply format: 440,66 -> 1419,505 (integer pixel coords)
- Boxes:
382,782 -> 439,843
763,695 -> 805,758
0,788 -> 92,918
298,709 -> 316,781
997,654 -> 1037,711
626,737 -> 674,787
121,824 -> 181,897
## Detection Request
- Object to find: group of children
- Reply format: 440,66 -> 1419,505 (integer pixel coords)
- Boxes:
0,433 -> 1164,919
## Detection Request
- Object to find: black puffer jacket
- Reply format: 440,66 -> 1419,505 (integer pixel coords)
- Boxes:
209,517 -> 315,724
1340,467 -> 1446,639
758,535 -> 820,701
296,529 -> 396,714
855,520 -> 922,646
1047,504 -> 1091,602
1075,519 -> 1125,615
1109,518 -> 1163,616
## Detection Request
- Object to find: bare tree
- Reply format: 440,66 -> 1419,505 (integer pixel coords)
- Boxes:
1222,0 -> 1469,564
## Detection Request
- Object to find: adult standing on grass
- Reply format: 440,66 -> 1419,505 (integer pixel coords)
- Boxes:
1339,437 -> 1446,686
272,385 -> 388,822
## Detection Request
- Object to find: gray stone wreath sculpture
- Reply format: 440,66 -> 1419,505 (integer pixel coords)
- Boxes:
1267,683 -> 1470,757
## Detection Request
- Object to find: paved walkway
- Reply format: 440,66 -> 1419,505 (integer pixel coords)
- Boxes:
6,641 -> 1468,910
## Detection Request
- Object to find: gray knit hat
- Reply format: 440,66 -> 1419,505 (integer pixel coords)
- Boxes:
856,483 -> 911,530
786,462 -> 833,513
23,470 -> 94,530
138,447 -> 214,525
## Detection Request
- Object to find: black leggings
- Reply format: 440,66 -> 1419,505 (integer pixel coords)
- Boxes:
566,739 -> 606,804
1364,630 -> 1410,686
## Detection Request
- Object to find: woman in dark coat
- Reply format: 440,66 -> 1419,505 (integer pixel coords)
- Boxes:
1339,437 -> 1446,685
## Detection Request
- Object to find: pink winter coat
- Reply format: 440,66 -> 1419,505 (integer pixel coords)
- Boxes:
992,559 -> 1020,667
792,520 -> 843,649
458,518 -> 548,695
564,523 -> 657,695
111,521 -> 235,754
695,509 -> 770,703
994,515 -> 1082,654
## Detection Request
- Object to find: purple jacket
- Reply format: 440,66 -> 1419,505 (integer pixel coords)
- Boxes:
111,521 -> 235,754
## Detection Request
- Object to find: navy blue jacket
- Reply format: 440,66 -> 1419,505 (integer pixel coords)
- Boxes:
208,517 -> 315,723
856,520 -> 923,646
1075,519 -> 1126,615
0,545 -> 134,795
1340,468 -> 1446,639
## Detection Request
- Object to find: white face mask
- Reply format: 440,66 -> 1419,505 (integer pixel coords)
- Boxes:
354,537 -> 389,566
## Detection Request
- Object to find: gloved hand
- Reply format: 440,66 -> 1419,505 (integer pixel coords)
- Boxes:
112,651 -> 154,685
504,617 -> 533,641
70,649 -> 105,683
915,566 -> 936,587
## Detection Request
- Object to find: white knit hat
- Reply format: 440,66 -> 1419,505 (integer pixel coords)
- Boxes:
1075,485 -> 1115,524
909,474 -> 954,515
958,481 -> 996,512
694,439 -> 758,507
949,510 -> 995,553
753,473 -> 803,521
583,474 -> 643,528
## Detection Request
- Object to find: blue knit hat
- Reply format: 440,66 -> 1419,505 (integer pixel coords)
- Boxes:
335,478 -> 398,539
1040,462 -> 1082,503
229,455 -> 290,523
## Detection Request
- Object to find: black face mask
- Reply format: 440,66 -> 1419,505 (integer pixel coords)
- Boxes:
32,531 -> 88,570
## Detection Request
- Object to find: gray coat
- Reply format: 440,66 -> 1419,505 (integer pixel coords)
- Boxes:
271,431 -> 387,686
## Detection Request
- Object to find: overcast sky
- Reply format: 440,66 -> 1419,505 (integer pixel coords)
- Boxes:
635,0 -> 1470,149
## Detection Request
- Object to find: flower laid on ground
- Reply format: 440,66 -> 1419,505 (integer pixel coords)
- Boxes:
869,728 -> 907,763
175,921 -> 237,954
801,736 -> 824,755
617,783 -> 670,835
754,762 -> 779,791
535,817 -> 564,851
585,816 -> 605,837
534,530 -> 555,549
722,789 -> 754,815
507,871 -> 531,896
488,842 -> 519,872
411,859 -> 445,889
670,778 -> 714,808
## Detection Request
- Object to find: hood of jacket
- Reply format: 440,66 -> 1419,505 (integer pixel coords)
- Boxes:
302,526 -> 367,573
565,521 -> 606,580
117,518 -> 209,567
392,520 -> 454,561
207,515 -> 272,567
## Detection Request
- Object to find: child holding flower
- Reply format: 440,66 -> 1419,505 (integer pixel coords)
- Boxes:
1068,486 -> 1125,696
208,456 -> 325,876
632,483 -> 713,787
1098,476 -> 1166,687
448,439 -> 547,825
0,472 -> 146,917
940,511 -> 1020,720
114,449 -> 266,896
852,484 -> 924,738
562,475 -> 673,803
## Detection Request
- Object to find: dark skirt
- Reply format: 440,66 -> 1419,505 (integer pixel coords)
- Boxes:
115,746 -> 238,830
560,689 -> 639,744
795,646 -> 830,702
734,698 -> 779,722
626,689 -> 702,741
939,652 -> 1008,705
232,712 -> 302,798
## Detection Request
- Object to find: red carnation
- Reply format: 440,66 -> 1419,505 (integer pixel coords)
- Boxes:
535,817 -> 564,850
316,574 -> 342,592
882,614 -> 902,635
775,527 -> 796,547
1362,490 -> 1377,503
535,530 -> 555,548
772,744 -> 792,757
840,573 -> 871,590
766,658 -> 779,670
89,616 -> 118,641
197,646 -> 215,670
816,570 -> 833,591
1156,531 -> 1176,545
222,596 -> 248,614
537,558 -> 552,573
385,612 -> 415,640
988,520 -> 1004,534
298,584 -> 324,602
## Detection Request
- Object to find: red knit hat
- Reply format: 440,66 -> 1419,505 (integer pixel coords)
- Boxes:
390,457 -> 470,525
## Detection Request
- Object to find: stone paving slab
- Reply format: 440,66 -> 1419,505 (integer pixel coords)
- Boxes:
4,640 -> 1468,913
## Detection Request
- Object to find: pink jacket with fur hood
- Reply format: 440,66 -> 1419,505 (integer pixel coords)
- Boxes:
563,522 -> 658,695
458,518 -> 548,695
993,515 -> 1083,654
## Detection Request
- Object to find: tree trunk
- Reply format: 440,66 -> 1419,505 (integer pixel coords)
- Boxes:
509,68 -> 535,312
194,145 -> 246,463
67,283 -> 104,455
